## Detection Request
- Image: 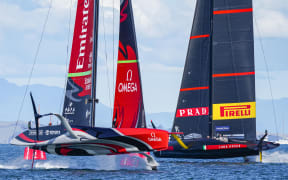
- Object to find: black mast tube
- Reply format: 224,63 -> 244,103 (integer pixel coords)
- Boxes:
91,0 -> 99,127
208,0 -> 214,138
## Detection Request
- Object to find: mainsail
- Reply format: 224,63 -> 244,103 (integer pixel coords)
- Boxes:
211,0 -> 256,140
112,0 -> 146,128
62,0 -> 95,127
172,0 -> 256,140
172,0 -> 212,138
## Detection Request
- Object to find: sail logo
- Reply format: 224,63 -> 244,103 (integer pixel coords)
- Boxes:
64,102 -> 75,115
220,105 -> 251,117
215,126 -> 230,132
176,107 -> 209,118
86,110 -> 91,119
213,102 -> 256,120
118,69 -> 138,93
76,0 -> 90,70
126,69 -> 133,81
120,0 -> 128,23
148,132 -> 162,142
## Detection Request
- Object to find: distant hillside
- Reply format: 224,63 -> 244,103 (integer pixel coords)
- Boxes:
0,78 -> 288,144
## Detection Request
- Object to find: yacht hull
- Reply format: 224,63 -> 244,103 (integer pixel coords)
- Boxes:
154,138 -> 279,159
11,125 -> 169,156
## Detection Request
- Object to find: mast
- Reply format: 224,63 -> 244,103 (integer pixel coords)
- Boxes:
208,0 -> 214,138
91,0 -> 100,127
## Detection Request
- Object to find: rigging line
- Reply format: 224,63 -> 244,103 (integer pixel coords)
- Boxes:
59,0 -> 74,115
100,0 -> 113,116
254,17 -> 279,139
12,0 -> 53,138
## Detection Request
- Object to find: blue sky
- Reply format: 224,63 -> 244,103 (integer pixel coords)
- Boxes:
0,0 -> 287,114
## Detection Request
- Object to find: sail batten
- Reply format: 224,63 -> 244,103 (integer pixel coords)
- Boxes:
213,8 -> 253,15
190,34 -> 210,39
180,87 -> 209,92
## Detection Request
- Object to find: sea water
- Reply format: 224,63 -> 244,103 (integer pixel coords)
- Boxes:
0,144 -> 287,179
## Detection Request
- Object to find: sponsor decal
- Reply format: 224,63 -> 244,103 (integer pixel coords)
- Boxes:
76,0 -> 90,70
213,102 -> 256,120
118,69 -> 138,93
203,144 -> 247,151
29,130 -> 60,136
84,77 -> 92,91
176,107 -> 209,118
64,102 -> 75,115
86,110 -> 91,119
29,130 -> 42,136
148,132 -> 162,142
215,126 -> 230,132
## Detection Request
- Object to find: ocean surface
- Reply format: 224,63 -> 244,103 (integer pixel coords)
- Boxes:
0,144 -> 287,179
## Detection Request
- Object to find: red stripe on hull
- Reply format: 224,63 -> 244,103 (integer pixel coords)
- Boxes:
213,72 -> 255,78
190,34 -> 210,39
214,8 -> 253,15
71,128 -> 86,133
19,133 -> 45,143
205,144 -> 247,150
180,86 -> 209,92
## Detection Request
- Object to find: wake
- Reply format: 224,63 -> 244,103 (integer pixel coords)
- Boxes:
0,157 -> 69,170
261,150 -> 288,163
0,155 -> 153,170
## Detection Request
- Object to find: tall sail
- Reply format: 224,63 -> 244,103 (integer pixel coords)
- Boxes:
211,0 -> 256,140
172,1 -> 212,138
112,0 -> 146,128
62,0 -> 95,127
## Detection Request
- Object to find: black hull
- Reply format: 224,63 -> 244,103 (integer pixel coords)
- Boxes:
154,138 -> 279,159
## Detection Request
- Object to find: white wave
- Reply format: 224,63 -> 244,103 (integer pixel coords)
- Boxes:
34,161 -> 70,169
0,155 -> 153,170
73,155 -> 153,170
0,157 -> 69,170
262,151 -> 288,163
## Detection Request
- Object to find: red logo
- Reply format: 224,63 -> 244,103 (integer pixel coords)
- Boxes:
220,105 -> 251,118
176,107 -> 209,118
120,0 -> 129,23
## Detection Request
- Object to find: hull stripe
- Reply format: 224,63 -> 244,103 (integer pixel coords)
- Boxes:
213,71 -> 255,78
180,86 -> 209,92
19,133 -> 45,143
214,8 -> 253,15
